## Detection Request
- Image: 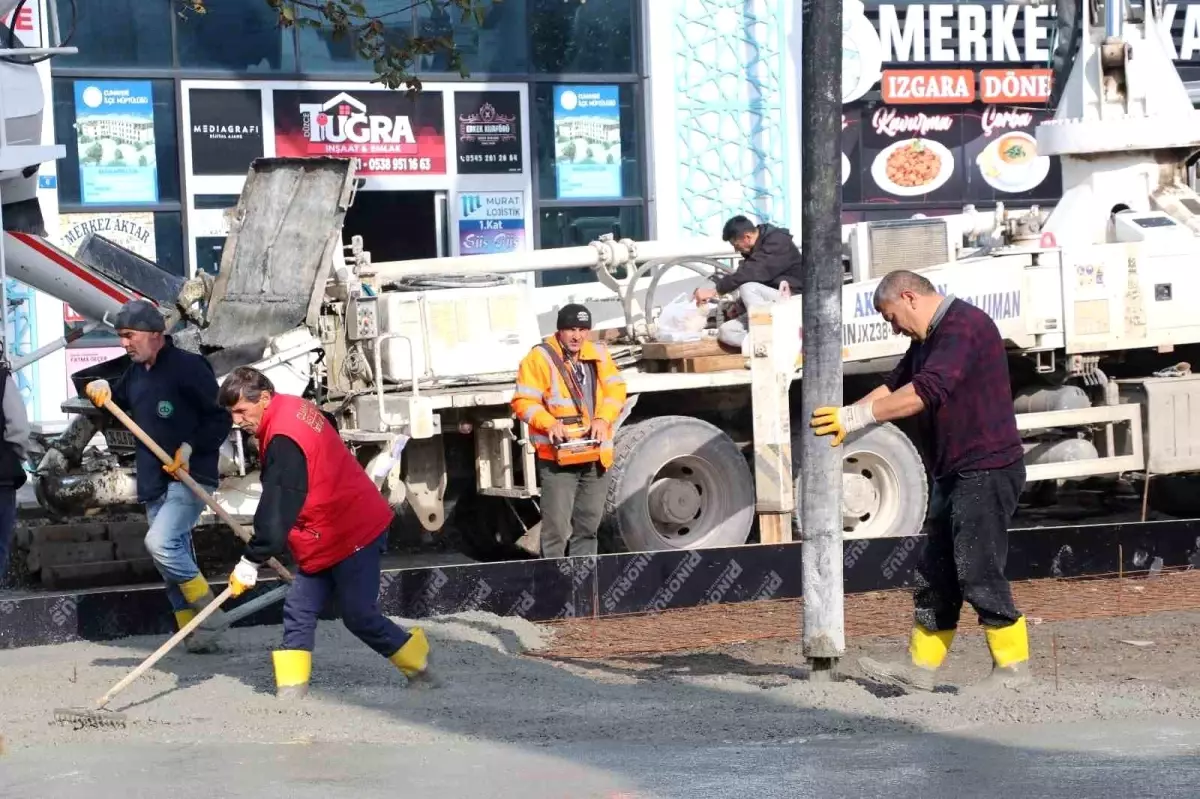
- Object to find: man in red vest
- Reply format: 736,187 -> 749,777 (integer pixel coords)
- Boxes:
216,366 -> 430,699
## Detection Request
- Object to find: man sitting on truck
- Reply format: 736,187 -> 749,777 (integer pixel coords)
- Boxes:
810,270 -> 1031,694
692,214 -> 804,351
84,299 -> 233,653
511,304 -> 627,559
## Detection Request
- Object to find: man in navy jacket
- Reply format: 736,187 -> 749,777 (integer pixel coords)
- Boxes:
86,300 -> 233,652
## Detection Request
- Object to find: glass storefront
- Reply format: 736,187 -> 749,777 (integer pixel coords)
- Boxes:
48,0 -> 648,288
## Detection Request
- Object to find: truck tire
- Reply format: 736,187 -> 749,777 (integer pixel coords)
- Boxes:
795,423 -> 928,540
604,415 -> 755,552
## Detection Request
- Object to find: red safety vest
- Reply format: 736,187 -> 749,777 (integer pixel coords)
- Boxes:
257,394 -> 395,574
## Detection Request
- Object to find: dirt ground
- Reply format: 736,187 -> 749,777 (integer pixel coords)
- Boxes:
3,602 -> 1200,754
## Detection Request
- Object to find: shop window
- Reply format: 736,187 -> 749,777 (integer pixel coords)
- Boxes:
176,0 -> 297,72
58,210 -> 185,345
51,0 -> 172,68
296,1 -> 415,73
537,205 -> 644,287
192,195 -> 241,276
414,0 -> 527,75
534,83 -> 641,202
52,78 -> 180,206
529,0 -> 635,75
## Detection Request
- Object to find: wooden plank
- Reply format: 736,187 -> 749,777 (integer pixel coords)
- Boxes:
41,558 -> 158,590
28,523 -> 108,547
640,338 -> 732,360
27,540 -> 115,574
678,355 -> 750,373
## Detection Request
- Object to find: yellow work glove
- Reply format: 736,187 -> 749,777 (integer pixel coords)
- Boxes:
229,557 -> 259,597
84,379 -> 111,407
810,404 -> 877,447
163,442 -> 193,478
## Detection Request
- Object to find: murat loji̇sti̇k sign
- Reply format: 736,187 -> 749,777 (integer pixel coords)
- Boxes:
848,0 -> 1200,104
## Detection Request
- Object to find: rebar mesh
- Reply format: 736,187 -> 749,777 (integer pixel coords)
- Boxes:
533,567 -> 1200,660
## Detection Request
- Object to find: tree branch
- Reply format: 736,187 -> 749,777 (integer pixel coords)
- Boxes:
177,0 -> 489,91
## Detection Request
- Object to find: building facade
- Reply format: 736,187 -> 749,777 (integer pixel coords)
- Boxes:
16,0 -> 1200,425
23,0 -> 649,422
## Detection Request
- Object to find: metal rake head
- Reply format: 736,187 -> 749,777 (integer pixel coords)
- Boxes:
52,707 -> 128,730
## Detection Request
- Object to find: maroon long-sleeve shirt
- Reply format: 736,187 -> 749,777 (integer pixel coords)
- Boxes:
884,297 -> 1024,480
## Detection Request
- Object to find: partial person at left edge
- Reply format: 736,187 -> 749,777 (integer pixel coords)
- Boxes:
84,299 -> 234,652
0,359 -> 31,590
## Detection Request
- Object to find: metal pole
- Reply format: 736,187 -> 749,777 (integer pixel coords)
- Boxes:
799,0 -> 845,680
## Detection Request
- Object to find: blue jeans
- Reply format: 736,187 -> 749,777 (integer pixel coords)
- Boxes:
0,488 -> 16,586
144,480 -> 212,612
282,530 -> 410,657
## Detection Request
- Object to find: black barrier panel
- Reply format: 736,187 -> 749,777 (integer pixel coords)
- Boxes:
594,546 -> 801,616
3,519 -> 1200,650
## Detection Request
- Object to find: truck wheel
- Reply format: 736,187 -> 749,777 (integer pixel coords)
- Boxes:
605,415 -> 755,552
795,423 -> 928,539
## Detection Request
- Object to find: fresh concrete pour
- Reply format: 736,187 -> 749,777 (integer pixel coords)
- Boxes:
3,610 -> 1200,797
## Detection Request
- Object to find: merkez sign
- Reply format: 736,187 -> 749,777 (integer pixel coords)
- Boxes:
864,1 -> 1200,64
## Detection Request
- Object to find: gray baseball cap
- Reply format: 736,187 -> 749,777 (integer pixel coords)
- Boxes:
113,299 -> 165,333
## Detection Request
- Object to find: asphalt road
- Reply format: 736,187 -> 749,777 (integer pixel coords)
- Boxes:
4,719 -> 1199,799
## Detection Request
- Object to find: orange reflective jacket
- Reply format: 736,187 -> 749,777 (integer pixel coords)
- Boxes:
511,335 -> 627,467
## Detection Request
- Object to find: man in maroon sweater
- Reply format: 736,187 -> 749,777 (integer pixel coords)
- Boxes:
811,269 -> 1030,694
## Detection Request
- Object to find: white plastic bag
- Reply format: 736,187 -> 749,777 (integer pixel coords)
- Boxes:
655,292 -> 709,342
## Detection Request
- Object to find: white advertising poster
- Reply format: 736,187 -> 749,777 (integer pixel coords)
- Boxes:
55,212 -> 156,323
66,346 -> 125,378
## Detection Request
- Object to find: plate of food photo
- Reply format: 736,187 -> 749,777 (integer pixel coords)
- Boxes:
871,138 -> 955,197
976,131 -> 1051,194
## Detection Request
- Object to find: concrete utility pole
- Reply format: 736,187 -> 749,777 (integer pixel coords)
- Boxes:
798,0 -> 846,680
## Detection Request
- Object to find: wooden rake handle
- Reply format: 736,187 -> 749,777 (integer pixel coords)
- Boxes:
95,586 -> 235,710
101,398 -> 293,584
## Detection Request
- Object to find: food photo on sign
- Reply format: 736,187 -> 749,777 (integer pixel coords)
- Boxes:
272,89 -> 447,176
961,105 -> 1062,203
861,106 -> 964,202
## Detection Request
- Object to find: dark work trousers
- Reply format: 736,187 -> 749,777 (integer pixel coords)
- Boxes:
537,459 -> 608,559
912,461 -> 1026,632
0,488 -> 15,586
282,530 -> 411,657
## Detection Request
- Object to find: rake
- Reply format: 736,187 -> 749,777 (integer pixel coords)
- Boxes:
53,585 -> 235,729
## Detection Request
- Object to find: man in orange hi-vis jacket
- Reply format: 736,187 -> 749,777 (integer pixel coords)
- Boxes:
512,304 -> 627,559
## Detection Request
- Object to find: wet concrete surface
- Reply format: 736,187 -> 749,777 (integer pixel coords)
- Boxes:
2,719 -> 1199,798
5,610 -> 1200,797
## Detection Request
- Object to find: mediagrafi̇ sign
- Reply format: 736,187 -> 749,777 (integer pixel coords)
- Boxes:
272,89 -> 447,175
189,89 -> 264,176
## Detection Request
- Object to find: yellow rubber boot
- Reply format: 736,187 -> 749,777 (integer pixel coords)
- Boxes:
972,616 -> 1033,692
388,627 -> 430,680
272,649 -> 312,700
858,625 -> 955,693
178,574 -> 227,654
